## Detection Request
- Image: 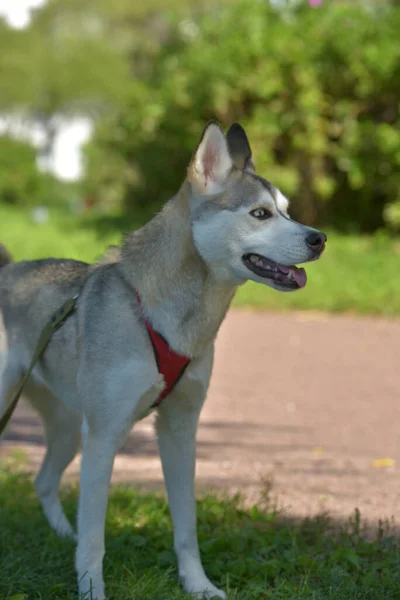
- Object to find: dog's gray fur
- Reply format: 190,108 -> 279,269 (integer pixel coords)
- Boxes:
0,122 -> 325,599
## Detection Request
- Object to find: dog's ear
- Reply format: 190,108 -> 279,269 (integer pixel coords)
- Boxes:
188,121 -> 233,196
226,123 -> 256,172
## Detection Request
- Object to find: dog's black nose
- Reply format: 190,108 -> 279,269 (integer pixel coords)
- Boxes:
306,231 -> 327,253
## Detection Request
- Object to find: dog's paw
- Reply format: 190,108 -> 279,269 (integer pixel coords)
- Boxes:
198,585 -> 226,599
192,587 -> 226,599
182,577 -> 226,599
56,521 -> 76,540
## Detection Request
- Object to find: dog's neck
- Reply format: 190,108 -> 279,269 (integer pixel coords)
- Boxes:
119,185 -> 237,357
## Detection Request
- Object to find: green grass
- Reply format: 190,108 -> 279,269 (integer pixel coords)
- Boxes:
0,205 -> 122,265
0,464 -> 399,600
1,204 -> 400,316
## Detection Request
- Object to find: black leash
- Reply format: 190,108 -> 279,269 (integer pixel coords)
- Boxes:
0,295 -> 78,434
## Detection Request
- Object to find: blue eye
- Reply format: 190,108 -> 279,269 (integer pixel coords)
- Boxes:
250,208 -> 272,220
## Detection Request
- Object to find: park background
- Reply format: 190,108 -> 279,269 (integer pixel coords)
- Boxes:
1,0 -> 400,314
1,1 -> 400,600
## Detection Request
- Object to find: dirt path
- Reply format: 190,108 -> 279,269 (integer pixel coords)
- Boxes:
2,310 -> 400,526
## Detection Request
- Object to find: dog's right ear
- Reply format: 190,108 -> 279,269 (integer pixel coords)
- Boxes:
188,121 -> 233,196
226,123 -> 256,172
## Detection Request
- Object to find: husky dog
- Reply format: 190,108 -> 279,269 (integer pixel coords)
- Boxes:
0,122 -> 326,599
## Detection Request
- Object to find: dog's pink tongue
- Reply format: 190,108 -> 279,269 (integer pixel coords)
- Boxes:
291,267 -> 307,288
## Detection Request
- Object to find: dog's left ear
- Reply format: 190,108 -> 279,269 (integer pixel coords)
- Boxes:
188,121 -> 233,196
226,123 -> 256,172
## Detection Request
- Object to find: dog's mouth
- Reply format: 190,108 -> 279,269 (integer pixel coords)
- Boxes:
242,253 -> 307,289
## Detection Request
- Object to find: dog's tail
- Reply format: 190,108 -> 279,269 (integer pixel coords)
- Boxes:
0,244 -> 12,268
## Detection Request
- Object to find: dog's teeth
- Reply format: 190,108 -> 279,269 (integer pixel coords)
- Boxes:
248,255 -> 276,272
287,271 -> 293,280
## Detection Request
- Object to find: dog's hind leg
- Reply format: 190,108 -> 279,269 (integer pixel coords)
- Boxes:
75,424 -> 116,600
27,382 -> 81,538
75,373 -> 165,600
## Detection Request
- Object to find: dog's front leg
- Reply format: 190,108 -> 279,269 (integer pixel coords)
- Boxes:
156,352 -> 226,599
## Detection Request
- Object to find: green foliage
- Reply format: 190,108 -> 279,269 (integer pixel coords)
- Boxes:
0,136 -> 57,207
0,204 -> 122,261
1,465 -> 400,599
85,1 -> 400,231
0,1 -> 130,117
0,23 -> 38,109
0,0 -> 235,119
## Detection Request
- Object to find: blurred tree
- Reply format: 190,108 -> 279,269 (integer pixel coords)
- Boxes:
0,0 -> 131,167
0,135 -> 59,207
84,0 -> 400,232
0,0 -> 235,170
0,22 -> 37,109
1,0 -> 399,231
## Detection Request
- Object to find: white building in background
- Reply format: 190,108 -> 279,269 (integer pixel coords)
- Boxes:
0,0 -> 46,28
0,0 -> 92,181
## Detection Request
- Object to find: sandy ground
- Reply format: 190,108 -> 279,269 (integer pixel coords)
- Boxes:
2,309 -> 399,527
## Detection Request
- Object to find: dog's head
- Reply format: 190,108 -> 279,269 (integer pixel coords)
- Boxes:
186,121 -> 326,291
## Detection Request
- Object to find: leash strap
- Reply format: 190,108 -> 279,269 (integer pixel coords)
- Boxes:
0,295 -> 78,435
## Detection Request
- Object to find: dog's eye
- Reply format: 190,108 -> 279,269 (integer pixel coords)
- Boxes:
250,208 -> 272,220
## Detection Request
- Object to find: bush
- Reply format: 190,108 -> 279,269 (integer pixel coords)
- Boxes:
0,136 -> 44,207
0,135 -> 82,210
84,0 -> 400,232
0,135 -> 55,208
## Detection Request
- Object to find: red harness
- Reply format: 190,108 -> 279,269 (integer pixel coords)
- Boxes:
136,294 -> 191,407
